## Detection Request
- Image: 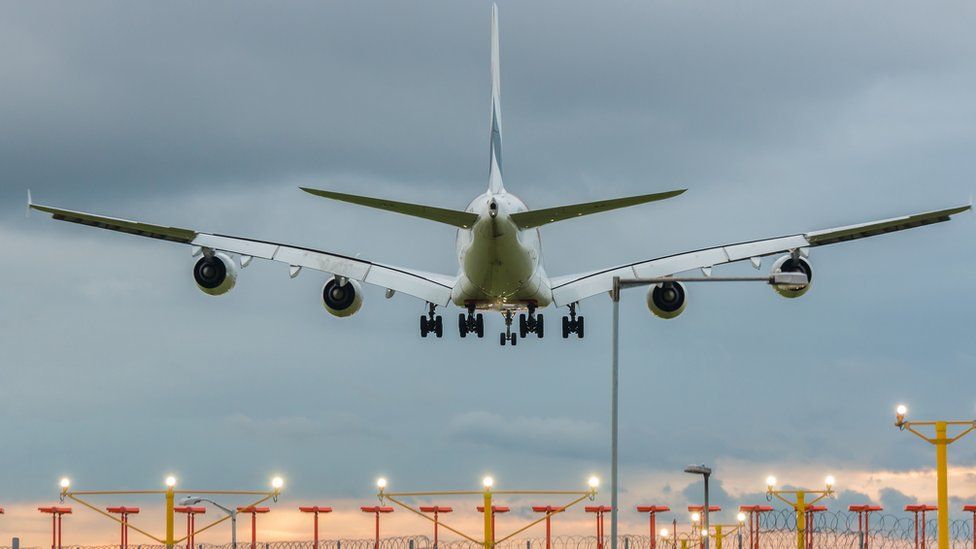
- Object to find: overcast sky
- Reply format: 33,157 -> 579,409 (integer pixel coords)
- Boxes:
1,0 -> 975,544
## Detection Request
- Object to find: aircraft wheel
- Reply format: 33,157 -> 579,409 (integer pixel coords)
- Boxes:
476,314 -> 485,337
434,315 -> 443,338
519,314 -> 528,338
420,315 -> 428,337
458,313 -> 467,338
562,316 -> 570,338
511,334 -> 518,346
499,332 -> 506,346
577,316 -> 585,338
536,314 -> 544,338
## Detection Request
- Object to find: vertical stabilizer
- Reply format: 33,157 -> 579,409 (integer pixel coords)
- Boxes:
488,3 -> 505,193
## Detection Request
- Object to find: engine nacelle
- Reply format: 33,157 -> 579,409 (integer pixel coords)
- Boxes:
771,254 -> 813,298
322,278 -> 363,317
193,252 -> 237,296
646,281 -> 687,319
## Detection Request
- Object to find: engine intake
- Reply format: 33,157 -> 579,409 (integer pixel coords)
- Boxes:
322,278 -> 363,317
646,281 -> 687,319
771,254 -> 813,298
193,252 -> 237,296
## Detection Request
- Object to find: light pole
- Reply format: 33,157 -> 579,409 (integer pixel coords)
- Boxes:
765,475 -> 835,549
174,506 -> 205,549
38,506 -> 72,549
636,505 -> 670,549
107,507 -> 141,549
299,506 -> 333,549
531,506 -> 564,549
180,497 -> 239,549
849,505 -> 882,549
609,271 -> 808,549
685,465 -> 713,549
736,513 -> 746,549
738,505 -> 772,549
894,404 -> 976,549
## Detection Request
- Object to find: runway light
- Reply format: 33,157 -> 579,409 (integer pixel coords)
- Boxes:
737,512 -> 747,524
376,478 -> 387,489
482,476 -> 494,489
588,476 -> 600,489
700,529 -> 708,537
896,404 -> 908,425
766,475 -> 777,488
691,512 -> 701,523
59,478 -> 71,489
165,476 -> 177,487
660,529 -> 670,538
272,477 -> 284,490
825,475 -> 835,488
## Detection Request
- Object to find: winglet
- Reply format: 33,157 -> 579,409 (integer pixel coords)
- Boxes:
26,189 -> 32,218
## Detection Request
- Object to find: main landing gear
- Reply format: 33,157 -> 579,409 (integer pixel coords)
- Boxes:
518,305 -> 544,339
499,310 -> 518,346
420,303 -> 443,338
561,303 -> 584,338
459,305 -> 485,338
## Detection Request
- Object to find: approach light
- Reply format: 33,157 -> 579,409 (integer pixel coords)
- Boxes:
691,512 -> 701,523
737,512 -> 747,524
588,476 -> 600,489
766,476 -> 777,488
272,477 -> 284,490
483,476 -> 495,489
376,478 -> 388,490
700,529 -> 708,537
896,404 -> 908,425
825,475 -> 835,489
59,478 -> 71,489
165,476 -> 177,487
660,529 -> 670,538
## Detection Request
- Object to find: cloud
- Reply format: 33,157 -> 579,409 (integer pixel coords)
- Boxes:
447,411 -> 603,459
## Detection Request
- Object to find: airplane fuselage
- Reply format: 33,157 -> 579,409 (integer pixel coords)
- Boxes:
452,190 -> 552,310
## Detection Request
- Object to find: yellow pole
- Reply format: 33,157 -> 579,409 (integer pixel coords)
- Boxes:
483,489 -> 493,549
165,486 -> 175,549
795,492 -> 806,549
714,526 -> 723,549
681,540 -> 688,549
935,421 -> 949,549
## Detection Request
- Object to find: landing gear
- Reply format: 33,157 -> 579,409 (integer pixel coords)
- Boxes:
420,303 -> 443,338
561,303 -> 584,338
499,310 -> 518,346
518,305 -> 544,339
459,305 -> 485,338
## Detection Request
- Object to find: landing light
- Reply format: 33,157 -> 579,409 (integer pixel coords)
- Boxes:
483,476 -> 494,489
165,476 -> 177,488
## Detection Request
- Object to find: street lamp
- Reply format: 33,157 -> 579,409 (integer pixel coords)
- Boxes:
180,496 -> 239,549
685,465 -> 713,549
894,404 -> 976,549
609,272 -> 807,549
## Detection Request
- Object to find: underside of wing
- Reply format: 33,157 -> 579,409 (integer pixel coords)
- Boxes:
29,200 -> 455,306
551,203 -> 970,306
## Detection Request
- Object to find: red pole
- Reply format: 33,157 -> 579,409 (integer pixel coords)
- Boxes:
51,513 -> 56,549
58,513 -> 62,549
315,512 -> 320,549
922,510 -> 927,549
252,511 -> 257,549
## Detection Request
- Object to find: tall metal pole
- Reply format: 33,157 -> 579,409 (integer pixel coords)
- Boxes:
231,512 -> 238,549
610,277 -> 620,549
703,476 -> 710,549
165,486 -> 175,549
935,422 -> 949,549
483,489 -> 493,549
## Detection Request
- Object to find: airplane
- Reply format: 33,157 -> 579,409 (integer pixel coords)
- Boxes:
29,4 -> 970,346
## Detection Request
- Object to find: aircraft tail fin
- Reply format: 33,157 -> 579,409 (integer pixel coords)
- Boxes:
509,189 -> 687,229
488,3 -> 504,194
300,187 -> 479,229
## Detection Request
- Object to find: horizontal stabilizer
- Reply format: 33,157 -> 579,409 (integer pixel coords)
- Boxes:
509,189 -> 686,229
300,187 -> 479,229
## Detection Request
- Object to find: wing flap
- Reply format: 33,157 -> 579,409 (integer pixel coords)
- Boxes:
509,189 -> 686,229
805,205 -> 970,246
30,203 -> 197,243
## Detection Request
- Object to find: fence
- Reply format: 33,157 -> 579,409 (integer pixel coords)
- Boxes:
14,511 -> 974,549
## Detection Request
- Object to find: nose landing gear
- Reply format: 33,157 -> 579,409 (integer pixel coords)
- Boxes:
518,305 -> 544,339
499,310 -> 518,346
561,303 -> 584,338
420,303 -> 443,338
459,305 -> 485,338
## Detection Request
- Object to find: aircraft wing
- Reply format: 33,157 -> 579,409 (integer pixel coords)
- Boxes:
549,203 -> 971,306
28,200 -> 456,306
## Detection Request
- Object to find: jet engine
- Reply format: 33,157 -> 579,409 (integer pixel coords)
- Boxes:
771,254 -> 813,298
646,281 -> 687,319
322,278 -> 363,317
193,252 -> 237,296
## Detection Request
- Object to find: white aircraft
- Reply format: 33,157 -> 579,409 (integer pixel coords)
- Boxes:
30,4 -> 970,345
